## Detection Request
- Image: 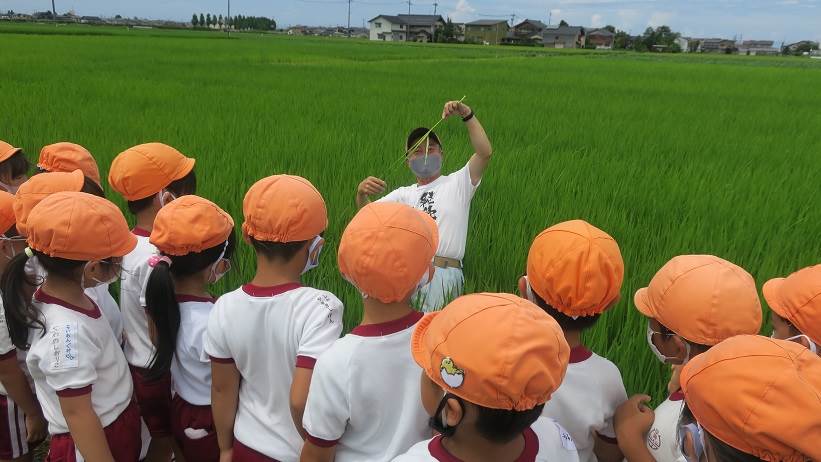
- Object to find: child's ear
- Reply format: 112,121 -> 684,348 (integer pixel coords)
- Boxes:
517,276 -> 528,299
445,397 -> 464,427
671,336 -> 690,364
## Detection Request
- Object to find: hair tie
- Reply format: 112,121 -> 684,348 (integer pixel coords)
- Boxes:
148,255 -> 172,268
24,247 -> 34,258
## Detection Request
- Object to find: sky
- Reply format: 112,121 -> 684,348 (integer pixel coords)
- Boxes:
1,0 -> 819,43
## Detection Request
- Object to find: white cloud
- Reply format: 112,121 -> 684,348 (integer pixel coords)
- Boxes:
591,13 -> 604,26
448,0 -> 476,23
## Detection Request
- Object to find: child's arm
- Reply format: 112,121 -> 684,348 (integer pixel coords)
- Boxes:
593,436 -> 624,462
212,361 -> 241,461
614,395 -> 658,462
0,356 -> 48,443
59,393 -> 115,462
300,441 -> 336,462
291,367 -> 313,439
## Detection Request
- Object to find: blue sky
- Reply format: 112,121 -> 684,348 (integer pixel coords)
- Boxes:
1,0 -> 819,43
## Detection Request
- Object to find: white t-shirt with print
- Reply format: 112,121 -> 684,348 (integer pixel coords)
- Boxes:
378,162 -> 479,261
25,290 -> 133,435
120,230 -> 156,368
392,417 -> 580,462
204,283 -> 343,461
303,311 -> 428,462
646,393 -> 686,462
541,346 -> 627,462
0,299 -> 30,395
172,296 -> 215,406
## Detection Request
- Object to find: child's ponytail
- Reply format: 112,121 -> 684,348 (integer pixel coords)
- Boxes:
1,250 -> 44,349
145,259 -> 180,381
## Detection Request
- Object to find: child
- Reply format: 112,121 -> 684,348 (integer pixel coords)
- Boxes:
614,255 -> 762,462
518,220 -> 626,462
678,335 -> 821,461
36,142 -> 101,186
763,264 -> 821,354
0,141 -> 29,194
0,191 -> 142,460
143,195 -> 235,462
301,202 -> 439,462
392,293 -> 580,462
205,175 -> 343,462
0,191 -> 45,462
108,142 -> 196,461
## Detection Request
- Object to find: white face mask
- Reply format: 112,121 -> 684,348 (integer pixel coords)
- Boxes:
82,261 -> 119,289
646,324 -> 691,364
158,189 -> 177,207
786,334 -> 818,354
0,237 -> 25,261
207,240 -> 231,284
302,236 -> 324,275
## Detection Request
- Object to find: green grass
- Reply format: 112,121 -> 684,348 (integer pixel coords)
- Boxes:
2,22 -> 820,404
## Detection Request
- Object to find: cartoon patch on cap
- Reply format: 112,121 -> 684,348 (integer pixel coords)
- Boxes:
440,357 -> 464,388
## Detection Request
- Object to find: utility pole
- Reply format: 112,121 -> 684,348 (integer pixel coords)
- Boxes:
548,10 -> 552,25
408,0 -> 412,15
433,2 -> 438,15
509,14 -> 516,27
51,0 -> 56,16
227,0 -> 230,37
347,0 -> 351,37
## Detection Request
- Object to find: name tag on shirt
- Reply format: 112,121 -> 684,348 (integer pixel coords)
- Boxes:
50,322 -> 79,370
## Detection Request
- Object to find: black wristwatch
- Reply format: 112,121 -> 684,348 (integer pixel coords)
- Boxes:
462,111 -> 475,122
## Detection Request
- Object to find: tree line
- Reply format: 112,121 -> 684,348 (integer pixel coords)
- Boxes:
191,13 -> 276,31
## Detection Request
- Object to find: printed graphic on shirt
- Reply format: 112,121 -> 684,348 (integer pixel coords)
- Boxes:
556,421 -> 578,451
49,322 -> 79,370
316,294 -> 339,325
440,357 -> 464,388
648,428 -> 662,450
418,191 -> 438,220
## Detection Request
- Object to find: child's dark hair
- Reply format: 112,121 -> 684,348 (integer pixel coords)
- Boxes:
146,230 -> 235,381
530,290 -> 601,331
127,170 -> 197,215
0,151 -> 30,181
680,404 -> 764,462
430,394 -> 544,444
406,128 -> 442,153
250,237 -> 309,262
1,250 -> 85,349
81,176 -> 105,198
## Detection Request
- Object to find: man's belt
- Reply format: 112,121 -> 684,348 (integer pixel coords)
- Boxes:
433,256 -> 462,269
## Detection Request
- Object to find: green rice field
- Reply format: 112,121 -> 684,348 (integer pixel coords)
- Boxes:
2,22 -> 820,402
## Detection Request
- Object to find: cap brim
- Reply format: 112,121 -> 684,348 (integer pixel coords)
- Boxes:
112,233 -> 138,258
0,148 -> 22,163
634,287 -> 656,318
171,157 -> 196,181
410,312 -> 439,373
762,278 -> 789,319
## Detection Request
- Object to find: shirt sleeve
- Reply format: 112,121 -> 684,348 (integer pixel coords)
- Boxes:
453,161 -> 480,204
376,187 -> 410,206
204,301 -> 233,362
296,292 -> 343,368
40,322 -> 100,396
302,347 -> 349,446
0,304 -> 16,358
595,362 -> 628,441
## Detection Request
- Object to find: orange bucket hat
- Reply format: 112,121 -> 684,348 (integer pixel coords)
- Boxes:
0,191 -> 16,235
151,195 -> 234,256
338,202 -> 438,303
526,219 -> 624,317
763,265 -> 821,344
412,293 -> 570,411
38,142 -> 101,186
27,191 -> 136,261
13,170 -> 85,237
634,255 -> 762,345
0,140 -> 22,163
108,143 -> 195,201
681,335 -> 821,462
242,175 -> 327,243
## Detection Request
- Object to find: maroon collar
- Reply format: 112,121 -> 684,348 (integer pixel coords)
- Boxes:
427,427 -> 538,462
351,311 -> 424,337
669,390 -> 685,402
242,283 -> 301,298
34,289 -> 101,319
131,227 -> 150,237
176,294 -> 216,304
569,345 -> 594,364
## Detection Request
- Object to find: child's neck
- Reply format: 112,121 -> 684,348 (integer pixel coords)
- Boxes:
134,209 -> 158,232
564,329 -> 583,349
360,298 -> 414,325
41,275 -> 93,310
173,275 -> 210,298
444,429 -> 526,462
250,255 -> 302,287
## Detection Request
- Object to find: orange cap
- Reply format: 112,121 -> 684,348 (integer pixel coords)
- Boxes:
0,191 -> 16,235
108,143 -> 195,201
763,265 -> 821,344
412,293 -> 570,411
242,175 -> 327,243
14,170 -> 85,237
634,255 -> 762,345
38,142 -> 101,186
27,191 -> 136,261
0,140 -> 22,163
526,220 -> 624,317
681,335 -> 821,462
338,202 -> 438,303
151,195 -> 234,256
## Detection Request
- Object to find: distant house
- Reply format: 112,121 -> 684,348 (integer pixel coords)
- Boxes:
80,15 -> 102,23
586,28 -> 614,49
784,40 -> 819,54
464,20 -> 509,45
287,25 -> 308,35
368,14 -> 444,42
453,23 -> 466,42
542,25 -> 585,49
675,36 -> 690,52
699,38 -> 735,53
502,19 -> 548,45
738,40 -> 779,56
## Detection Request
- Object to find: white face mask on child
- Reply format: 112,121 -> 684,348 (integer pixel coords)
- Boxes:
646,324 -> 691,364
208,241 -> 231,284
302,236 -> 324,275
786,334 -> 818,354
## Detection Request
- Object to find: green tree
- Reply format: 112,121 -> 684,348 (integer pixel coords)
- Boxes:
604,25 -> 616,33
613,30 -> 630,49
192,14 -> 198,27
206,13 -> 212,26
199,13 -> 205,27
559,19 -> 569,27
218,14 -> 223,28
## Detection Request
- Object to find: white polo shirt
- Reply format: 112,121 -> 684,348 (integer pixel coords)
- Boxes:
646,392 -> 686,462
0,299 -> 30,395
171,295 -> 215,406
120,229 -> 156,368
378,162 -> 479,261
204,283 -> 344,461
541,346 -> 627,462
303,311 -> 428,462
392,417 -> 580,462
85,285 -> 124,345
25,290 -> 133,435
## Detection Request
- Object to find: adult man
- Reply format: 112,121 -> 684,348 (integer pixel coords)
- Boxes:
355,100 -> 492,312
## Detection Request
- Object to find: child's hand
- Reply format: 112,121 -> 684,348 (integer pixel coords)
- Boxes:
668,365 -> 683,394
25,412 -> 48,444
614,394 -> 655,443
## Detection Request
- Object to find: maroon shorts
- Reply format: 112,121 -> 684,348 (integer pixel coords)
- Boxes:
233,440 -> 281,462
129,366 -> 172,437
47,400 -> 141,462
0,394 -> 29,460
171,395 -> 218,462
